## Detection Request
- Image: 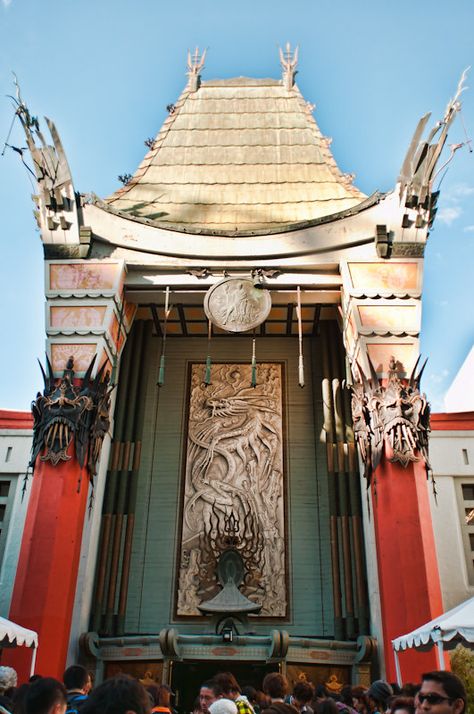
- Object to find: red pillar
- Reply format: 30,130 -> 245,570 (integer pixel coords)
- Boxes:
4,452 -> 88,682
372,456 -> 444,682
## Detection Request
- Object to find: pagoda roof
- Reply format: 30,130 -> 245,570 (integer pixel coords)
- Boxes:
105,75 -> 366,233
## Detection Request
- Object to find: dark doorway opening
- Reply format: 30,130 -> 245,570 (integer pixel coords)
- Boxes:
172,660 -> 278,714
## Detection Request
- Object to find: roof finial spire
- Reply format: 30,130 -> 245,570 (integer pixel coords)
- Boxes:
187,46 -> 206,92
279,42 -> 298,90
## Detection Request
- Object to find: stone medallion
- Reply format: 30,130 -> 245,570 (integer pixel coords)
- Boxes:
204,277 -> 272,333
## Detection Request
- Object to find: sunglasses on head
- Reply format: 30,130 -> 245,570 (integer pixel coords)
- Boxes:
417,694 -> 453,705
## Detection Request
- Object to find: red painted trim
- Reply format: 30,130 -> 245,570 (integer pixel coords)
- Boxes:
3,448 -> 88,682
431,412 -> 474,431
372,455 -> 443,682
0,410 -> 33,430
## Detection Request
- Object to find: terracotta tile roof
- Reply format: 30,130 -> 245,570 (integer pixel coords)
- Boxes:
106,77 -> 366,231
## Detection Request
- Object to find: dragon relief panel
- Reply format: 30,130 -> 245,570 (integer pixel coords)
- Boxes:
176,363 -> 286,617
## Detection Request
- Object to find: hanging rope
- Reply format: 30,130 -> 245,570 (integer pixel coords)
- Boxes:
204,319 -> 212,386
297,286 -> 305,388
251,330 -> 257,388
157,287 -> 170,387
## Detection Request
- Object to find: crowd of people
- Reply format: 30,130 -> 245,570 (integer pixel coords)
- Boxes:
0,664 -> 468,714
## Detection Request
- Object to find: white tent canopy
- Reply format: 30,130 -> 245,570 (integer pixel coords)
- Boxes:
0,616 -> 38,676
0,616 -> 38,648
391,596 -> 474,684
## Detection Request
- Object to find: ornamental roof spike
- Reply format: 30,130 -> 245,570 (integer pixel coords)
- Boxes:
279,42 -> 298,89
397,68 -> 471,208
3,74 -> 81,248
186,46 -> 207,92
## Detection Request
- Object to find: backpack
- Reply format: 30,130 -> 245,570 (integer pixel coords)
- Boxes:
66,694 -> 88,714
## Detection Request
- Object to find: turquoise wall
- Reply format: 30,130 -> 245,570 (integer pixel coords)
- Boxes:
125,328 -> 334,637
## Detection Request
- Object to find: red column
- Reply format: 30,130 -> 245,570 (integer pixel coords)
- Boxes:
372,456 -> 443,682
3,452 -> 88,682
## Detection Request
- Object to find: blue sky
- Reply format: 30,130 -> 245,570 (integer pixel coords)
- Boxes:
0,0 -> 473,410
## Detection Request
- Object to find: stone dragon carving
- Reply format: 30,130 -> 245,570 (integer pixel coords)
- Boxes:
350,356 -> 431,492
30,355 -> 112,488
177,363 -> 286,617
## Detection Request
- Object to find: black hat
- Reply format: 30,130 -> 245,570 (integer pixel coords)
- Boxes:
367,681 -> 393,703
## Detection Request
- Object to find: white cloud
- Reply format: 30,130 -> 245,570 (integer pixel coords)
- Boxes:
452,183 -> 474,198
2,0 -> 12,7
437,206 -> 462,225
427,369 -> 450,385
442,182 -> 474,201
464,225 -> 474,233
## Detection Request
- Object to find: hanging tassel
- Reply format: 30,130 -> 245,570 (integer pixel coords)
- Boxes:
297,285 -> 305,387
204,319 -> 212,385
158,353 -> 166,386
251,331 -> 257,388
157,287 -> 170,387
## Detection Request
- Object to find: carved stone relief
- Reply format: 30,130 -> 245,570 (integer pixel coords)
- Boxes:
176,363 -> 286,617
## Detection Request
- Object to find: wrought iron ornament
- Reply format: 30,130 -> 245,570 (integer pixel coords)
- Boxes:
350,356 -> 432,494
30,355 -> 112,488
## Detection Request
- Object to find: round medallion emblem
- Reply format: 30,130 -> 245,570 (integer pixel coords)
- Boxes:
204,277 -> 272,333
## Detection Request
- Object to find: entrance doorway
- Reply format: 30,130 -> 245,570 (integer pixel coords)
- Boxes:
171,661 -> 278,714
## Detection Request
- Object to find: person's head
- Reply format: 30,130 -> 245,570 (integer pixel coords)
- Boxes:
200,682 -> 222,714
241,687 -> 257,705
12,682 -> 31,714
313,686 -> 329,704
340,687 -> 353,708
390,696 -> 415,714
293,683 -> 314,709
262,704 -> 299,714
351,687 -> 368,714
0,667 -> 18,695
213,674 -> 240,702
24,678 -> 67,714
159,685 -> 173,708
416,672 -> 466,714
209,700 -> 238,714
146,685 -> 160,707
80,675 -> 151,714
367,681 -> 393,712
315,700 -> 339,714
401,687 -> 419,700
63,666 -> 90,694
262,674 -> 288,702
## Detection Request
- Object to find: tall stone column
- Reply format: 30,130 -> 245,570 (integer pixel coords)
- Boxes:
4,259 -> 135,682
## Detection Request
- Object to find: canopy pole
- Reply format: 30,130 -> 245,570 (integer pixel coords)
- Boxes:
436,640 -> 445,669
30,645 -> 38,677
393,648 -> 402,686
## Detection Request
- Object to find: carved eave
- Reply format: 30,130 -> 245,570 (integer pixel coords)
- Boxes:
80,189 -> 426,268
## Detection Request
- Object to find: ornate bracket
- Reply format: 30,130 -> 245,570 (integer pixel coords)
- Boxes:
350,356 -> 431,490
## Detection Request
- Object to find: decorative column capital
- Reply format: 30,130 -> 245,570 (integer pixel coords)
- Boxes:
350,356 -> 431,487
30,355 -> 112,488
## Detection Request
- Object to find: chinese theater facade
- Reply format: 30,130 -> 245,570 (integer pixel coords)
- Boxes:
4,49 -> 465,693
